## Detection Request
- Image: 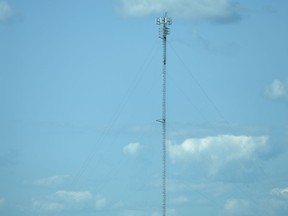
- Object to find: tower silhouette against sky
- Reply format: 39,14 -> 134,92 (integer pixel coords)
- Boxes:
156,12 -> 172,216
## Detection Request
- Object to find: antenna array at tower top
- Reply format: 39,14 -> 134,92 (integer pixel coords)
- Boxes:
156,13 -> 172,38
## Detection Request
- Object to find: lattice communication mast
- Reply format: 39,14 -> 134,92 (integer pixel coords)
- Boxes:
156,12 -> 172,216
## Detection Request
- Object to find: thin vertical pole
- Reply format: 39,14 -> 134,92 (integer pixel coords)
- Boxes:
156,12 -> 172,216
162,25 -> 167,216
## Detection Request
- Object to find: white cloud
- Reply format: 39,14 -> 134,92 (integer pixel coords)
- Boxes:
169,135 -> 268,162
34,175 -> 70,187
0,0 -> 13,22
117,0 -> 240,22
123,142 -> 141,156
95,195 -> 107,209
266,79 -> 288,100
169,135 -> 269,175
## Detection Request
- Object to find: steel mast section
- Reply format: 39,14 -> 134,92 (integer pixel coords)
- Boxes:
156,12 -> 172,216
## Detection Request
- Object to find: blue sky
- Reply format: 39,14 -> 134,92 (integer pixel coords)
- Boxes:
1,0 -> 288,215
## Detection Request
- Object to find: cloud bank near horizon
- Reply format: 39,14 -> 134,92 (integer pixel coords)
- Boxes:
117,0 -> 241,23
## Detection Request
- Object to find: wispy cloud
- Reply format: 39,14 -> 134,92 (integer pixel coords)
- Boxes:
95,195 -> 107,210
121,209 -> 177,216
167,209 -> 178,216
120,209 -> 142,216
0,0 -> 13,23
0,149 -> 18,166
171,196 -> 189,205
266,79 -> 288,101
192,30 -> 240,55
34,175 -> 70,187
32,199 -> 65,213
117,0 -> 241,23
152,212 -> 161,216
32,190 -> 92,213
167,180 -> 206,193
271,187 -> 288,198
0,197 -> 5,208
223,187 -> 288,216
55,190 -> 93,203
32,191 -> 109,213
123,142 -> 141,156
223,199 -> 251,216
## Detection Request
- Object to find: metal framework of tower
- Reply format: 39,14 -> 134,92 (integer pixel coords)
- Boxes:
156,12 -> 172,216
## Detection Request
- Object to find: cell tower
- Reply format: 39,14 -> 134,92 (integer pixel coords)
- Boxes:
156,12 -> 172,216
